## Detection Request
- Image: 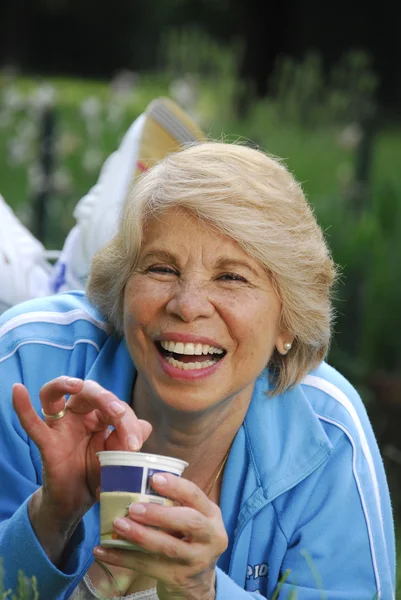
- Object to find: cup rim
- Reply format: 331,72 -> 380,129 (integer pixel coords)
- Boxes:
96,450 -> 189,471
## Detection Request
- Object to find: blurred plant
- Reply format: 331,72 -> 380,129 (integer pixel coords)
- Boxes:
0,559 -> 39,600
107,69 -> 138,130
162,28 -> 244,123
0,69 -> 144,246
269,50 -> 378,129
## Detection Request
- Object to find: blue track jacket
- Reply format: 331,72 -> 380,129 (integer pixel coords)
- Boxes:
0,293 -> 395,599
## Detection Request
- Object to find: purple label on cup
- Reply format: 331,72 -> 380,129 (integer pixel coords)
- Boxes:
101,465 -> 143,493
145,468 -> 175,497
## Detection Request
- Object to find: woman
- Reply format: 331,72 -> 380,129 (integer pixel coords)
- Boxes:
0,142 -> 395,599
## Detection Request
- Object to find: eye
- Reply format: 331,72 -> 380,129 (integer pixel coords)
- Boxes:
218,273 -> 248,283
147,265 -> 179,276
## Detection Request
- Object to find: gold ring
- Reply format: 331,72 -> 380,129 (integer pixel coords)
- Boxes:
41,406 -> 68,421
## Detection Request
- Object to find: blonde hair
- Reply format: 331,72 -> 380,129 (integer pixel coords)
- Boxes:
88,142 -> 336,395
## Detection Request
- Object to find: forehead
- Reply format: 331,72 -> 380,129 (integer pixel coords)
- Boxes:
139,207 -> 269,279
141,207 -> 238,253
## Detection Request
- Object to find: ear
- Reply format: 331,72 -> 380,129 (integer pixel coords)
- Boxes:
275,332 -> 295,356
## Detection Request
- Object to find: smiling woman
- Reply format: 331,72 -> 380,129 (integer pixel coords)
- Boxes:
0,142 -> 395,600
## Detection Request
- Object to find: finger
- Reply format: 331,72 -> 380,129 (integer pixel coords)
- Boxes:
112,517 -> 202,564
139,419 -> 153,444
12,384 -> 52,450
67,380 -> 151,451
127,503 -> 212,543
93,545 -> 177,581
39,376 -> 84,416
150,473 -> 218,518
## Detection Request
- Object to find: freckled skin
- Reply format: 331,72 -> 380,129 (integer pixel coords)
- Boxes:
123,207 -> 288,417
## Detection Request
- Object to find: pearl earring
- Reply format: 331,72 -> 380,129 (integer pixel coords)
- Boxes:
283,342 -> 292,352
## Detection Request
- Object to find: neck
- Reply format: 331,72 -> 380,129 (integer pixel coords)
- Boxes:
132,377 -> 253,489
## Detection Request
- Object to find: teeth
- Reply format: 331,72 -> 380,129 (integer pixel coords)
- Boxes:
160,340 -> 224,355
174,342 -> 184,354
166,357 -> 216,370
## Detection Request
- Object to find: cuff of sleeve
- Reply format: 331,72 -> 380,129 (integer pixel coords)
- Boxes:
215,567 -> 265,599
1,496 -> 93,599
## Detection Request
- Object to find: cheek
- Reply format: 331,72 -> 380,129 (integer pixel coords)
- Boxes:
220,297 -> 280,361
124,279 -> 155,323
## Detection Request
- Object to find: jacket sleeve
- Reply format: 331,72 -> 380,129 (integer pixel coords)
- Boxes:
0,313 -> 92,599
273,415 -> 395,600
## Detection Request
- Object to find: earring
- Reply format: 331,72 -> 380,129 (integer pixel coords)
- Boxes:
283,342 -> 292,352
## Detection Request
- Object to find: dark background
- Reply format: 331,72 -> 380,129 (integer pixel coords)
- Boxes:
1,0 -> 400,114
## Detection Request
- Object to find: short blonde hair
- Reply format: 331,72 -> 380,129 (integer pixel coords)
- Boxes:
88,142 -> 336,395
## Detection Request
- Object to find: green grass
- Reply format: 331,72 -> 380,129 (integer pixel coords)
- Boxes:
1,74 -> 400,243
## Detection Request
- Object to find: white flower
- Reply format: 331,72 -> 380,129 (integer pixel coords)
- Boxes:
80,97 -> 102,120
337,123 -> 363,150
3,87 -> 24,111
53,168 -> 73,194
111,69 -> 137,99
82,148 -> 103,173
29,85 -> 56,110
28,163 -> 47,193
16,119 -> 37,142
169,76 -> 197,110
106,101 -> 124,128
7,138 -> 30,165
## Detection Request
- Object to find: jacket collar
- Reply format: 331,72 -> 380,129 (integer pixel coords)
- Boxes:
88,338 -> 332,505
242,371 -> 333,502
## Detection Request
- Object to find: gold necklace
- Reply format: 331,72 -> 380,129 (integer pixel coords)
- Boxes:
206,449 -> 230,499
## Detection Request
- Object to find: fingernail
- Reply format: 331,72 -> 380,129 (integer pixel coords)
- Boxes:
152,474 -> 167,487
66,377 -> 81,387
127,434 -> 140,451
130,503 -> 146,515
109,401 -> 126,416
114,517 -> 130,532
93,546 -> 107,557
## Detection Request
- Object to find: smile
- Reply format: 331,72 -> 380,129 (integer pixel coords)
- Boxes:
156,340 -> 226,371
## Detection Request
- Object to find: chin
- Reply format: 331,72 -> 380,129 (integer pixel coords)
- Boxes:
153,384 -> 224,415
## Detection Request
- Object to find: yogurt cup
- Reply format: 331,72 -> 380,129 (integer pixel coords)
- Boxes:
97,451 -> 188,550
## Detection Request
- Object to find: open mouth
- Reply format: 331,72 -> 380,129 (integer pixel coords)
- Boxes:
155,340 -> 226,371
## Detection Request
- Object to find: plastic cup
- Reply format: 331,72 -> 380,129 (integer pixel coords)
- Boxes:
97,451 -> 188,550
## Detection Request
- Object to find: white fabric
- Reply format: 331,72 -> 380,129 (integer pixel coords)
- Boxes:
0,194 -> 52,312
0,114 -> 146,311
69,573 -> 158,599
50,115 -> 146,293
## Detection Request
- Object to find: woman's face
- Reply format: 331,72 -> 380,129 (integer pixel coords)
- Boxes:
123,208 -> 289,414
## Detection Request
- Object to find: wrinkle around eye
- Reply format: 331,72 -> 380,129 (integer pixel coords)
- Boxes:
217,273 -> 249,283
146,266 -> 179,276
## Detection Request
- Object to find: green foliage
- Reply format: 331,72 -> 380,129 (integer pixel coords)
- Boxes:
0,560 -> 39,600
269,50 -> 378,127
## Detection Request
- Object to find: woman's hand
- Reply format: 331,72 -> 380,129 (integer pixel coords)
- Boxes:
12,377 -> 152,563
93,473 -> 228,600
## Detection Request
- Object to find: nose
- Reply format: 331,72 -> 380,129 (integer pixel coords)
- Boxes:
166,280 -> 215,322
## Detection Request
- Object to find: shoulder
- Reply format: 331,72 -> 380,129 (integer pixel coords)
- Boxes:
300,361 -> 377,452
0,291 -> 110,360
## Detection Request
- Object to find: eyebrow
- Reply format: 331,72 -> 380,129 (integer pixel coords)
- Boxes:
140,250 -> 179,264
